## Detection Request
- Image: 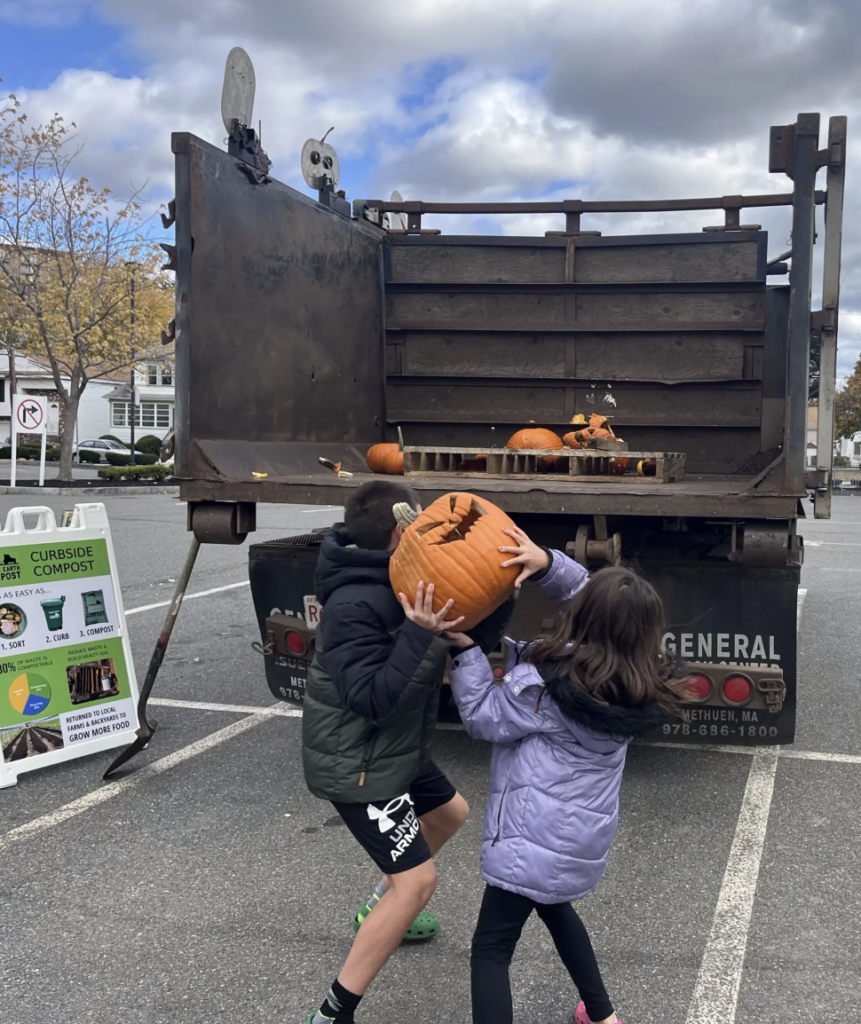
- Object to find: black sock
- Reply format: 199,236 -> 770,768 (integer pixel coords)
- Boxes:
318,978 -> 362,1023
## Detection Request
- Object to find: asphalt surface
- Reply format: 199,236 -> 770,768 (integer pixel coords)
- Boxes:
0,493 -> 859,1023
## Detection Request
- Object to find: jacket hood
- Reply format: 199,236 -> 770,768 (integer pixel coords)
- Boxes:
538,665 -> 671,738
315,527 -> 393,605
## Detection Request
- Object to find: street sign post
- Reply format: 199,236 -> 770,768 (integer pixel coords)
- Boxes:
10,395 -> 48,489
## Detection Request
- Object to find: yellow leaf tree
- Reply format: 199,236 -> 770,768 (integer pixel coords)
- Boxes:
0,90 -> 174,480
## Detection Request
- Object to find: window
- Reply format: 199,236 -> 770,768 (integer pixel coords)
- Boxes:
145,363 -> 173,386
0,378 -> 5,404
111,401 -> 172,430
855,442 -> 861,457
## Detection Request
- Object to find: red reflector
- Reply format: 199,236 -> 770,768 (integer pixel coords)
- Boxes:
688,673 -> 712,700
723,675 -> 752,704
285,631 -> 307,655
492,667 -> 504,679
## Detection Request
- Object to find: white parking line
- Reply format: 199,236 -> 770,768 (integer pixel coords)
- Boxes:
0,712 -> 269,851
686,748 -> 780,1024
125,580 -> 250,616
149,697 -> 301,717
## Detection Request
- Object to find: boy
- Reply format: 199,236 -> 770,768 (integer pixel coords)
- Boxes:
302,480 -> 512,1024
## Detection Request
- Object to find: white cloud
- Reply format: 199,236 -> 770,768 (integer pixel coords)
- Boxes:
9,0 -> 861,378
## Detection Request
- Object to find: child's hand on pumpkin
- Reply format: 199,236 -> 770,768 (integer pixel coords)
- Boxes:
444,631 -> 473,648
499,526 -> 551,588
399,581 -> 466,634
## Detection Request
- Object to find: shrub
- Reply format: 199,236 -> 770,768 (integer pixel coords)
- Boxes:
100,434 -> 125,445
78,449 -> 101,464
135,434 -> 163,456
105,452 -> 131,467
135,452 -> 158,465
98,464 -> 174,482
1,444 -> 60,461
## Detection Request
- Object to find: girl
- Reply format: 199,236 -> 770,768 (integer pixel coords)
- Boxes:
446,526 -> 691,1024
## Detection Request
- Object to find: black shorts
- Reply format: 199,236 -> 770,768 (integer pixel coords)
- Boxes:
332,763 -> 457,874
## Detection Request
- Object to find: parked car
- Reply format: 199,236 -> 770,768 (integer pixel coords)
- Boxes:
73,439 -> 131,463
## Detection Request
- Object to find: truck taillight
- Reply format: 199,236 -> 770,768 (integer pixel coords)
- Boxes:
722,674 -> 752,705
285,630 -> 307,655
688,673 -> 712,701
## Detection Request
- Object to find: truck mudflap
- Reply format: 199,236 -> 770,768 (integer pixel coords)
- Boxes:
635,560 -> 798,745
249,533 -> 326,707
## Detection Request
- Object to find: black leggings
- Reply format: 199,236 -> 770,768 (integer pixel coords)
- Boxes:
470,884 -> 614,1024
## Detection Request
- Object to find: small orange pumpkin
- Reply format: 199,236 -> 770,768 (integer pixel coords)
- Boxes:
562,432 -> 586,450
389,492 -> 519,630
506,428 -> 564,471
366,442 -> 400,474
382,450 -> 404,475
609,457 -> 630,475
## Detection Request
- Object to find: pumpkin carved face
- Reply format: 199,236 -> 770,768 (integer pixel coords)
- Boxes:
366,443 -> 401,473
389,492 -> 519,630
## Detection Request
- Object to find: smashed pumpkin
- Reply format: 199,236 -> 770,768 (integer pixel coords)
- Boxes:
389,492 -> 519,630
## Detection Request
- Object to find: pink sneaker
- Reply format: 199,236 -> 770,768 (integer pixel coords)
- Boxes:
574,1002 -> 623,1024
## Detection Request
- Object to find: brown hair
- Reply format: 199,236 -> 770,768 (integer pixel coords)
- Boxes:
526,566 -> 692,713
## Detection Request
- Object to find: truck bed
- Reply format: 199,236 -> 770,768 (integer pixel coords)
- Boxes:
179,440 -> 798,518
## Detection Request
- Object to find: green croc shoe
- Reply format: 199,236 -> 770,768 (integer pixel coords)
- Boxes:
352,902 -> 441,941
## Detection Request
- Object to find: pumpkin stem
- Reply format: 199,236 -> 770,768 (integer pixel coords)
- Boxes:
393,502 -> 418,528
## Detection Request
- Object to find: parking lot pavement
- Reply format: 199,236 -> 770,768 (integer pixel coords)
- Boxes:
1,494 -> 860,1023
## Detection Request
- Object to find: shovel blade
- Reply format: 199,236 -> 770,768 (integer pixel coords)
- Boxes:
102,720 -> 158,779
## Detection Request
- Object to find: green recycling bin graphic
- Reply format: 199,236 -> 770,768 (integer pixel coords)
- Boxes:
40,596 -> 66,631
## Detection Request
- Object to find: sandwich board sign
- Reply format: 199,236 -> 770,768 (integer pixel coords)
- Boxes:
10,393 -> 48,489
0,503 -> 140,788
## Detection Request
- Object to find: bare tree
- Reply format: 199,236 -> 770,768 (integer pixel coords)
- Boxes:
0,90 -> 173,479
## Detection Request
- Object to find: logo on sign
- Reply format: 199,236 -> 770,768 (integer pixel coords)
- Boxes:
0,553 -> 21,582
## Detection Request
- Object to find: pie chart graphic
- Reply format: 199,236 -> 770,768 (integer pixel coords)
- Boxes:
9,673 -> 52,716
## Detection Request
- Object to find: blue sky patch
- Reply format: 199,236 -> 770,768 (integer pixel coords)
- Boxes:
0,7 -> 143,92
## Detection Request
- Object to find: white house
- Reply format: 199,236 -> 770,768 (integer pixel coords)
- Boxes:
0,352 -> 175,447
836,432 -> 861,467
101,360 -> 175,446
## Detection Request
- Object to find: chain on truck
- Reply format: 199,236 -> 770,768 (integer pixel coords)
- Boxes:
105,48 -> 847,775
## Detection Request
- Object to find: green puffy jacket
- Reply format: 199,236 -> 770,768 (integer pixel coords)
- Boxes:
301,528 -> 513,803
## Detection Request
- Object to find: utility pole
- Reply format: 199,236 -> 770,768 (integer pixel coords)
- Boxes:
128,267 -> 136,466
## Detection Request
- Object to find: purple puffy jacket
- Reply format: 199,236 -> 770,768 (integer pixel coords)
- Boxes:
450,550 -> 665,904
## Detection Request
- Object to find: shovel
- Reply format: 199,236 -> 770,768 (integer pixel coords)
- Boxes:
103,538 -> 201,779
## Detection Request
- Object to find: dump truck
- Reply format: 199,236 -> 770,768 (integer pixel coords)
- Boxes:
158,53 -> 846,749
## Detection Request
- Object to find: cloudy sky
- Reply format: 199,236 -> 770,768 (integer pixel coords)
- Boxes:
2,0 -> 859,380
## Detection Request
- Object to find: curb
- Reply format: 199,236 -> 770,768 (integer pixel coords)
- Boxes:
0,486 -> 180,497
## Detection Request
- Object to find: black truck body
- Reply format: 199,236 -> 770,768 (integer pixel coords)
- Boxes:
168,112 -> 847,746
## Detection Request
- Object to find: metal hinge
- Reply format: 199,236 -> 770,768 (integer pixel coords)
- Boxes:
811,308 -> 838,333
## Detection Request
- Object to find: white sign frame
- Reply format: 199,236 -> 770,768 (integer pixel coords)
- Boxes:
0,503 -> 140,788
10,394 -> 48,489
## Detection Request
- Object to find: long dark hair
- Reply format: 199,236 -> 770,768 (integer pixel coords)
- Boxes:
526,566 -> 692,713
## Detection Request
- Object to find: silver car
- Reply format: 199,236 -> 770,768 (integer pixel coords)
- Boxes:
73,439 -> 132,463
